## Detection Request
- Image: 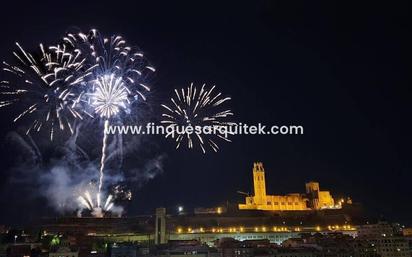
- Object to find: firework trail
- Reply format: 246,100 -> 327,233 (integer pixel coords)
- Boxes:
89,74 -> 129,205
1,42 -> 94,140
70,29 -> 155,208
97,119 -> 109,207
161,83 -> 234,153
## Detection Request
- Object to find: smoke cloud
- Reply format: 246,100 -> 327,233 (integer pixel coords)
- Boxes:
2,128 -> 166,218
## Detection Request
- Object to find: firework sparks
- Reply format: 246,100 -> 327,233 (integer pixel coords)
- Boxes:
161,83 -> 234,153
1,42 -> 93,140
88,29 -> 155,101
65,29 -> 156,118
113,185 -> 132,201
76,29 -> 155,206
78,191 -> 115,215
91,74 -> 128,118
76,180 -> 132,217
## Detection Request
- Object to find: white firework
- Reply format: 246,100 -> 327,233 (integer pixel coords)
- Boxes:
1,42 -> 94,140
62,29 -> 155,115
161,83 -> 234,153
88,29 -> 155,103
91,74 -> 128,118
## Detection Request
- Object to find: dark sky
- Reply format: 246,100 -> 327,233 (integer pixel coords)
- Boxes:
0,1 -> 411,225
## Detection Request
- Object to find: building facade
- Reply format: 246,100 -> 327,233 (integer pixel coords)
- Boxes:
239,162 -> 339,211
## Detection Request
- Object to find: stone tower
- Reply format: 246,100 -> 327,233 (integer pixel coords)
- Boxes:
253,162 -> 267,205
155,208 -> 166,245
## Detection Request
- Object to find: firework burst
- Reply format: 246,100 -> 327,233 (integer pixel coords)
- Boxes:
90,74 -> 128,118
1,42 -> 94,140
88,29 -> 155,104
61,29 -> 155,118
63,29 -> 156,206
161,83 -> 234,153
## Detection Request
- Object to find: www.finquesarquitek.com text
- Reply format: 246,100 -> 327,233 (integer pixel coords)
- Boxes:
104,123 -> 304,138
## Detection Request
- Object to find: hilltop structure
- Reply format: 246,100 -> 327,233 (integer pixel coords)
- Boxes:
238,162 -> 342,211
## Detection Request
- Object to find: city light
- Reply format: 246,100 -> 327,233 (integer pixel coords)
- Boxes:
172,224 -> 355,234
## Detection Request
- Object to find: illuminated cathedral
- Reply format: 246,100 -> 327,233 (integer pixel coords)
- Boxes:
238,162 -> 342,211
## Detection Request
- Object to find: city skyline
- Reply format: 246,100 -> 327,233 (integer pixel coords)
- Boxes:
0,1 -> 410,227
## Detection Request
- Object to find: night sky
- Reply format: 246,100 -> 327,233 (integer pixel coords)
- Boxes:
0,1 -> 410,225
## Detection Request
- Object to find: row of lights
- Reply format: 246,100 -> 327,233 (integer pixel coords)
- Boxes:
176,225 -> 354,234
327,225 -> 354,230
254,226 -> 291,232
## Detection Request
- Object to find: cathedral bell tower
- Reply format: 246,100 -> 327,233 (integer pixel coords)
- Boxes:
253,162 -> 267,205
